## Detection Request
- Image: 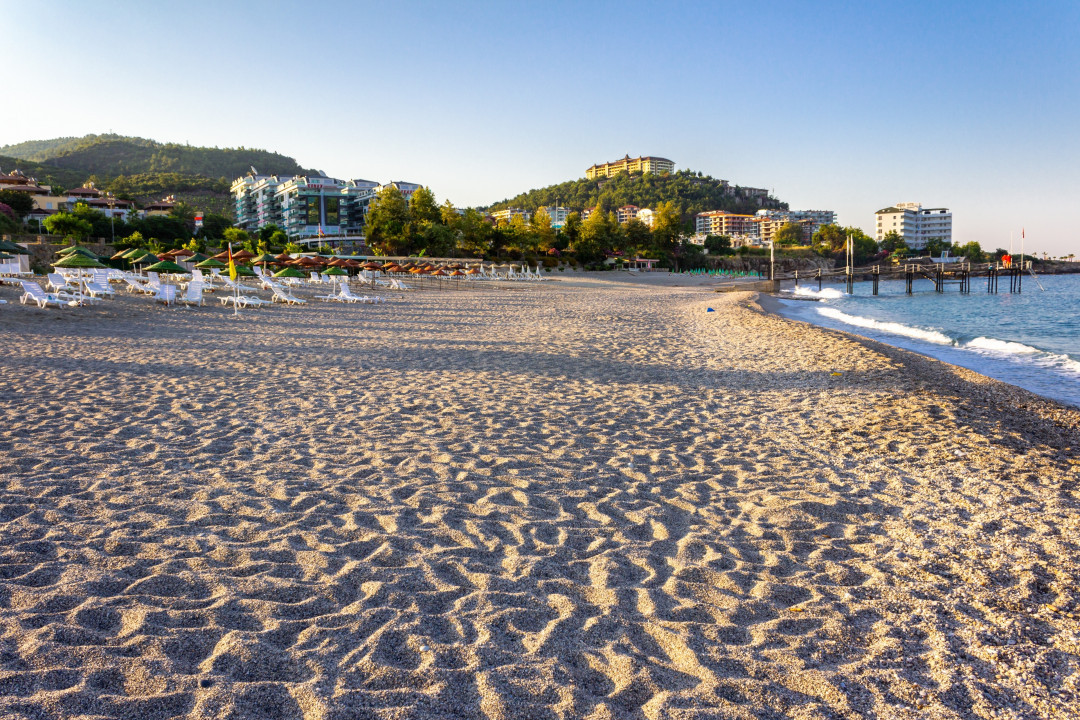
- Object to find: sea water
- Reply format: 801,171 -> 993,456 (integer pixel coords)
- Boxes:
774,272 -> 1080,408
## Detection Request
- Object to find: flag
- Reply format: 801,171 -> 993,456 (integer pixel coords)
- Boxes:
227,243 -> 237,282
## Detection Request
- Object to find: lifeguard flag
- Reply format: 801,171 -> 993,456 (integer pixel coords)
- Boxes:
227,243 -> 238,281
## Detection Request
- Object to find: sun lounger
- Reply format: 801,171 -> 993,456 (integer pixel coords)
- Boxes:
219,294 -> 271,309
179,282 -> 204,306
47,273 -> 76,293
85,281 -> 116,299
155,284 -> 176,306
271,285 -> 306,305
20,281 -> 75,308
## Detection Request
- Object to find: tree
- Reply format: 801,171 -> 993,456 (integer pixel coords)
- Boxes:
954,240 -> 984,262
222,227 -> 250,247
43,212 -> 93,241
0,190 -> 34,218
365,185 -> 410,255
878,230 -> 907,253
197,212 -> 233,241
773,222 -> 805,247
259,224 -> 283,245
623,218 -> 652,255
409,187 -> 441,226
560,212 -> 582,250
454,209 -> 493,258
650,201 -> 685,266
811,224 -> 847,256
924,237 -> 952,257
703,234 -> 732,254
530,209 -> 555,253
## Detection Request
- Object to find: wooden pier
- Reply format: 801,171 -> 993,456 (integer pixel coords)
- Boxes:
782,260 -> 1036,296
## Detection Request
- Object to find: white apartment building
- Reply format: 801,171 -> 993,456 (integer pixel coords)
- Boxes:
490,207 -> 531,224
875,202 -> 952,250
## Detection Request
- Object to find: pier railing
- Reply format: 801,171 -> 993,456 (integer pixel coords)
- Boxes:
784,260 -> 1035,295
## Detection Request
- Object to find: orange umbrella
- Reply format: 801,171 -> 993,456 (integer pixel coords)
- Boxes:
172,248 -> 195,257
466,267 -> 481,275
450,270 -> 466,276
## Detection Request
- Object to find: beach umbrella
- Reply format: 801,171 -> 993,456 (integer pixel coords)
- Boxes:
121,247 -> 145,259
232,249 -> 255,261
144,259 -> 188,274
132,251 -> 159,263
466,267 -> 481,275
172,248 -> 195,257
110,249 -> 131,260
212,250 -> 231,260
450,270 -> 466,276
187,252 -> 209,264
195,257 -> 227,269
323,266 -> 347,276
274,252 -> 293,263
273,267 -> 305,278
0,252 -> 14,262
251,252 -> 277,265
430,269 -> 448,276
54,252 -> 108,299
58,245 -> 102,260
0,239 -> 30,255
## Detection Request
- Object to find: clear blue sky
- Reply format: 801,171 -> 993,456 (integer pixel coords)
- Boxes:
1,0 -> 1077,256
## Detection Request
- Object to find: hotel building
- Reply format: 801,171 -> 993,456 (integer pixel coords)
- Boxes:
875,202 -> 952,250
585,155 -> 675,180
489,207 -> 531,224
695,210 -> 758,238
231,171 -> 392,241
755,209 -> 836,245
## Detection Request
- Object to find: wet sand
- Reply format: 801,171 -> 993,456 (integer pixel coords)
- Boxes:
1,274 -> 1078,719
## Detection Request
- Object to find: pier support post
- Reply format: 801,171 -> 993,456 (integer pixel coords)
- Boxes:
816,269 -> 822,291
905,265 -> 913,295
935,266 -> 944,293
872,265 -> 879,296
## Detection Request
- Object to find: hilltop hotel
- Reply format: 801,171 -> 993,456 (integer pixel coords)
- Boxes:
585,155 -> 675,180
231,171 -> 420,242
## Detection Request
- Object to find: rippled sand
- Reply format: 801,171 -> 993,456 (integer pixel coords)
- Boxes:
1,275 -> 1078,719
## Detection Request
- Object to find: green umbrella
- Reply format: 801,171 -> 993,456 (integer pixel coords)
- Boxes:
121,247 -> 146,259
273,267 -> 305,278
53,253 -> 107,269
251,252 -> 277,264
0,239 -> 30,255
58,246 -> 102,260
195,257 -> 227,268
0,252 -> 14,261
323,266 -> 347,276
145,259 -> 188,273
232,264 -> 255,277
188,252 -> 210,264
132,251 -> 160,264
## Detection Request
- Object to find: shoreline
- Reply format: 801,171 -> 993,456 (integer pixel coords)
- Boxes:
756,286 -> 1080,411
1,276 -> 1079,718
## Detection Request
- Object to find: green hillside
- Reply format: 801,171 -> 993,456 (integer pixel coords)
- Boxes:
0,134 -> 314,218
487,170 -> 787,218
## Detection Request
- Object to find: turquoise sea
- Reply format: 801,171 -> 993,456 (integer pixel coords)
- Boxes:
774,271 -> 1080,408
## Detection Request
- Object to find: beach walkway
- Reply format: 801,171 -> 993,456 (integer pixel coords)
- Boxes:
0,277 -> 1077,719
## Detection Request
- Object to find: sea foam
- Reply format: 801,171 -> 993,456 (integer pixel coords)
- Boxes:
816,307 -> 954,344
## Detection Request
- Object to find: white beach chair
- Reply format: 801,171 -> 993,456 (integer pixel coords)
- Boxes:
155,284 -> 176,306
20,281 -> 75,308
271,285 -> 306,305
179,282 -> 204,306
85,281 -> 116,299
123,276 -> 155,294
47,273 -> 76,293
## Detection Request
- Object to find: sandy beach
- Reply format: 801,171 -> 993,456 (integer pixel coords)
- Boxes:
1,273 -> 1078,720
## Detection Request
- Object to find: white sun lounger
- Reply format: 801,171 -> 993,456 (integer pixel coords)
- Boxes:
20,281 -> 75,308
155,284 -> 176,306
179,282 -> 204,306
271,286 -> 306,305
85,281 -> 116,299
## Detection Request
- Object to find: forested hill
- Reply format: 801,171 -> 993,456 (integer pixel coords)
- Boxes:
486,170 -> 788,218
0,134 -> 315,217
0,134 -> 310,180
